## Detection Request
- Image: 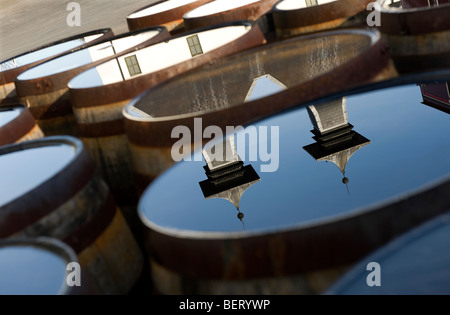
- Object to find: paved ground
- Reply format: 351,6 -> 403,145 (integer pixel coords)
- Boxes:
0,0 -> 159,61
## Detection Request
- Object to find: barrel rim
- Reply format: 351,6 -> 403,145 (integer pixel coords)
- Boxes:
0,236 -> 78,295
122,27 -> 381,123
0,28 -> 113,84
14,25 -> 169,96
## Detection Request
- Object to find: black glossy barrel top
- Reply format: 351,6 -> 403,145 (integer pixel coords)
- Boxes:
139,79 -> 450,235
0,140 -> 76,206
0,239 -> 70,295
326,211 -> 450,294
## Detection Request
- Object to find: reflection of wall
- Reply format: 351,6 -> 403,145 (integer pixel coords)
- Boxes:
94,26 -> 249,84
420,82 -> 450,114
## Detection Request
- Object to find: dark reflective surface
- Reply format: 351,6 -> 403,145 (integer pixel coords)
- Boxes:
0,244 -> 67,295
0,144 -> 76,205
139,82 -> 450,233
0,106 -> 22,128
326,212 -> 450,295
17,31 -> 160,80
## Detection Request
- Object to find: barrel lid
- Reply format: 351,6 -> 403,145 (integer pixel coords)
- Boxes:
325,211 -> 450,295
0,29 -> 111,74
138,72 -> 450,237
0,237 -> 78,295
16,28 -> 164,81
0,136 -> 80,207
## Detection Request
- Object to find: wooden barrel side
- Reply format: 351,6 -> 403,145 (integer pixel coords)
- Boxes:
0,104 -> 44,145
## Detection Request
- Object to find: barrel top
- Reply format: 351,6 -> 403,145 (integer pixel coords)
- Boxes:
0,105 -> 23,128
183,0 -> 261,18
326,211 -> 450,295
138,75 -> 450,237
68,23 -> 253,90
128,0 -> 202,18
0,237 -> 76,295
0,30 -> 108,73
16,29 -> 163,82
0,137 -> 79,206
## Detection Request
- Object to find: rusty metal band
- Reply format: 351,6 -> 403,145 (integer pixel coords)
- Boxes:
183,0 -> 278,31
0,138 -> 96,237
0,105 -> 36,145
24,90 -> 73,120
127,0 -> 213,31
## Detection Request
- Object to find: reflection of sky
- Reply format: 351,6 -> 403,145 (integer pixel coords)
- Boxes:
0,39 -> 84,71
0,246 -> 66,295
0,144 -> 76,205
139,83 -> 450,233
68,66 -> 104,88
327,212 -> 450,294
245,75 -> 286,102
17,48 -> 94,80
0,107 -> 21,128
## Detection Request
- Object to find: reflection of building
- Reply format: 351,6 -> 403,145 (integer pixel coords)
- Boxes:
402,0 -> 450,8
199,136 -> 260,226
420,82 -> 450,114
303,97 -> 370,191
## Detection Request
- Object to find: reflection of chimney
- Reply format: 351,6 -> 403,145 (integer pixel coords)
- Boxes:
420,82 -> 450,114
199,136 -> 260,225
303,97 -> 370,191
